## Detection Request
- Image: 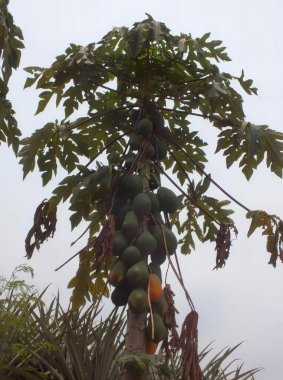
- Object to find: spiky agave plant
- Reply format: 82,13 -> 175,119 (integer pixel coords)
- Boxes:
3,300 -> 125,379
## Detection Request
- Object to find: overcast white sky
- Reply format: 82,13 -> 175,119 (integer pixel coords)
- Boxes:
1,1 -> 283,379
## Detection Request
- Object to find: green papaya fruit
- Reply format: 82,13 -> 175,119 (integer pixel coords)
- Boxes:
157,187 -> 178,213
113,230 -> 128,256
151,250 -> 167,265
143,143 -> 155,159
126,260 -> 149,288
150,110 -> 165,131
128,288 -> 149,314
109,195 -> 127,216
122,211 -> 140,241
131,109 -> 140,123
147,192 -> 160,214
154,138 -> 168,160
150,225 -> 177,255
116,202 -> 132,229
146,313 -> 168,343
122,245 -> 142,266
137,118 -> 153,136
111,285 -> 130,307
135,230 -> 157,255
122,174 -> 144,199
124,152 -> 136,169
129,134 -> 142,151
152,296 -> 168,318
133,193 -> 152,217
108,261 -> 127,286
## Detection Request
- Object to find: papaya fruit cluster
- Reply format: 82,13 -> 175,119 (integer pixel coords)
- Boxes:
109,176 -> 179,350
125,108 -> 168,171
108,108 -> 179,352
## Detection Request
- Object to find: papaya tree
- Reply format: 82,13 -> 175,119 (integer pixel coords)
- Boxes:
20,14 -> 283,379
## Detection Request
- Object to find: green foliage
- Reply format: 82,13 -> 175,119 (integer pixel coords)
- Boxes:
67,248 -> 110,309
0,264 -> 41,370
0,0 -> 24,153
215,122 -> 283,179
1,278 -> 124,379
175,177 -> 234,254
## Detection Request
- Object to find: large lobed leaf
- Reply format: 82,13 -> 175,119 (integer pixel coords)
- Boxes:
215,122 -> 283,179
0,1 -> 24,153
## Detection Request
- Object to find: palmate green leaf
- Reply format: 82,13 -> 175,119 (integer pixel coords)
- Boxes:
19,122 -> 94,184
18,123 -> 56,179
176,179 -> 235,255
68,165 -> 111,229
125,22 -> 148,58
0,91 -> 21,153
179,204 -> 204,254
68,249 -> 109,309
0,1 -> 24,153
123,13 -> 170,58
0,0 -> 24,83
89,273 -> 110,301
48,170 -> 92,210
215,123 -> 283,179
234,70 -> 258,95
246,210 -> 271,238
163,119 -> 208,183
260,125 -> 283,176
68,249 -> 92,309
34,90 -> 53,115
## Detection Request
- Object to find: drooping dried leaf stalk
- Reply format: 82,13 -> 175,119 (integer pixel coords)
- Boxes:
93,215 -> 115,268
25,199 -> 57,259
180,310 -> 202,380
163,284 -> 180,356
215,223 -> 237,269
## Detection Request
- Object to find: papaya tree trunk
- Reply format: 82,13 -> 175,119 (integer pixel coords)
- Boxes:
124,309 -> 147,354
121,309 -> 147,380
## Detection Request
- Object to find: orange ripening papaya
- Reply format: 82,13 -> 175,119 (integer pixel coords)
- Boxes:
148,273 -> 163,302
146,339 -> 158,354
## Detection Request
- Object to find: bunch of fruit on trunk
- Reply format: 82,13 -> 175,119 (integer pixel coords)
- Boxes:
108,108 -> 179,353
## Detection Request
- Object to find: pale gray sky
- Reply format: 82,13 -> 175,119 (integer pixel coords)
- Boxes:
1,1 -> 283,379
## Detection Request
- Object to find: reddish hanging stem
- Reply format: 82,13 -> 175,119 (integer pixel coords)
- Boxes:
180,311 -> 202,380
